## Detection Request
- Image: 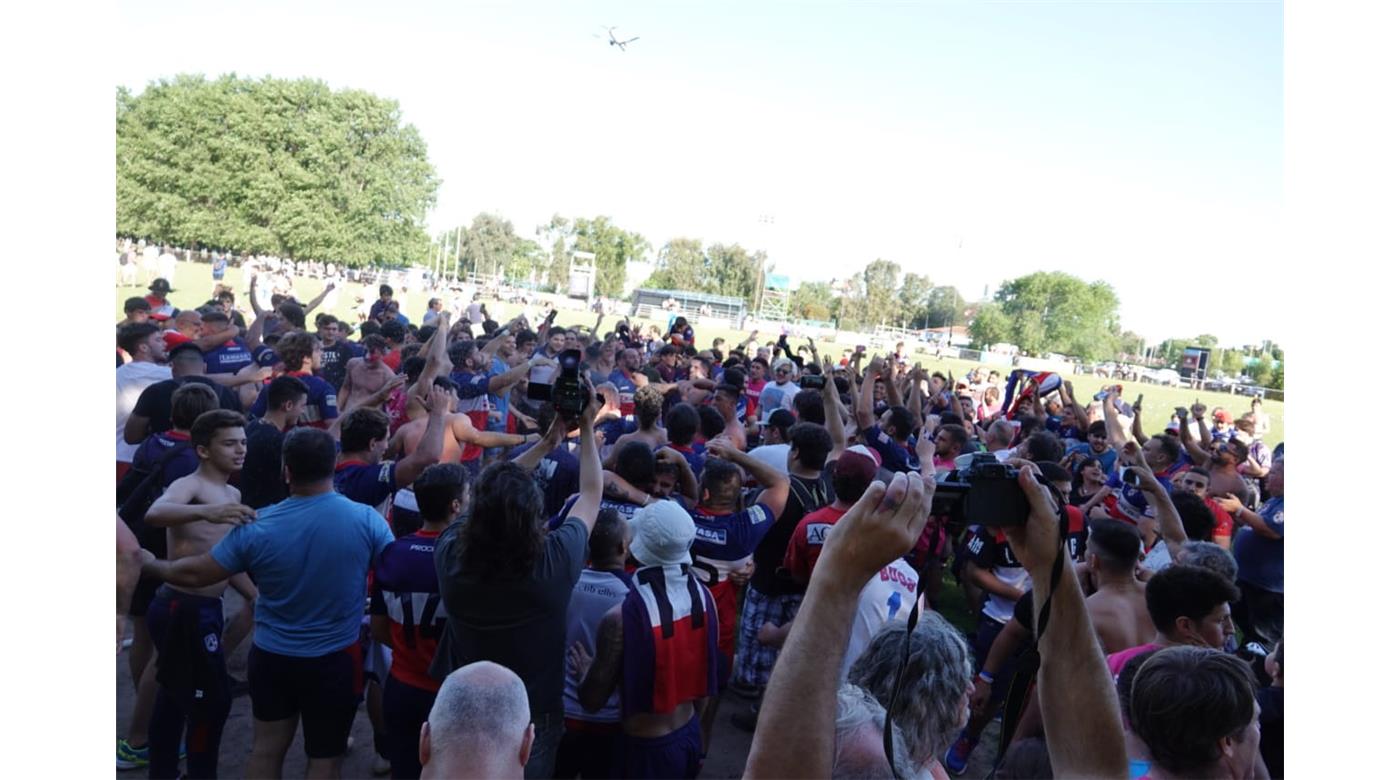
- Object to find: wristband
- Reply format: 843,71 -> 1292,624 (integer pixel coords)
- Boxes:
978,670 -> 995,684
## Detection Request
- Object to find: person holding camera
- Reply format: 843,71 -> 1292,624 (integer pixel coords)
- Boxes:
746,466 -> 1127,780
429,384 -> 604,779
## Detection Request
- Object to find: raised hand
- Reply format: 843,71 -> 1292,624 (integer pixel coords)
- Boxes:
814,472 -> 931,590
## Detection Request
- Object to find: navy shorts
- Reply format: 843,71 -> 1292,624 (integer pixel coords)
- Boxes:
248,643 -> 364,758
619,714 -> 702,779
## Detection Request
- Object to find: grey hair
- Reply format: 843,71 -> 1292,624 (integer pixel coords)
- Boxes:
847,611 -> 973,767
833,683 -> 919,779
1178,541 -> 1239,582
987,420 -> 1017,448
426,661 -> 530,763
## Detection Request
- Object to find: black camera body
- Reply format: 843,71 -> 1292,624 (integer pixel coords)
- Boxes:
798,374 -> 827,390
552,349 -> 587,418
933,453 -> 1030,527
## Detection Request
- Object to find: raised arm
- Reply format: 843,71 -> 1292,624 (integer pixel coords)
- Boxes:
190,325 -> 241,352
392,385 -> 451,488
1178,408 -> 1211,465
821,361 -> 847,461
1102,390 -> 1130,450
655,446 -> 700,502
746,473 -> 931,779
247,274 -> 265,317
706,440 -> 788,517
571,391 -> 604,534
1129,403 -> 1150,446
489,355 -> 552,395
302,281 -> 335,314
245,309 -> 269,351
856,359 -> 880,431
1061,380 -> 1091,433
1003,466 -> 1128,779
512,415 -> 568,471
907,365 -> 927,418
1130,460 -> 1188,562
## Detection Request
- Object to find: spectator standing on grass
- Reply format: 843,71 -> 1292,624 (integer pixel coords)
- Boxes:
430,397 -> 603,779
141,428 -> 398,780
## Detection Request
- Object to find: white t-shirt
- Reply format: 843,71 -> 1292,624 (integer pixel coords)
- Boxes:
116,361 -> 172,462
747,443 -> 791,474
841,559 -> 920,678
762,379 -> 801,410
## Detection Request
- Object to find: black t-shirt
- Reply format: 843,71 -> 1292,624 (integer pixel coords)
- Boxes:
751,464 -> 836,596
1257,686 -> 1283,780
240,419 -> 288,510
318,340 -> 360,391
131,376 -> 243,436
429,515 -> 588,721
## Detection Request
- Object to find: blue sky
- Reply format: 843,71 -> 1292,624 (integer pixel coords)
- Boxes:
115,0 -> 1282,347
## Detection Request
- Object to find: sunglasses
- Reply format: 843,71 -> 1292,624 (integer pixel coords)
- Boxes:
1183,480 -> 1209,490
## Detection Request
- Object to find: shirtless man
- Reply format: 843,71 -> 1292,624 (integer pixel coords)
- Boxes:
388,377 -> 536,465
141,409 -> 259,778
338,334 -> 398,412
1084,519 -> 1157,654
610,385 -> 667,452
714,384 -> 748,451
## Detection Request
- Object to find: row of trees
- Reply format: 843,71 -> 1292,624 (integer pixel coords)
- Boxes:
117,75 -> 439,267
433,213 -> 651,300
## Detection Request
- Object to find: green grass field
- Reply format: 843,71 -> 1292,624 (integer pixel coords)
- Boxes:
115,260 -> 1284,443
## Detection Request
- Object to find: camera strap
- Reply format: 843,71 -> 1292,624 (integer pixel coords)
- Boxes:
882,473 -> 1066,779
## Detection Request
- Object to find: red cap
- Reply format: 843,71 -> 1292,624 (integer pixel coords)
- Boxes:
162,331 -> 192,349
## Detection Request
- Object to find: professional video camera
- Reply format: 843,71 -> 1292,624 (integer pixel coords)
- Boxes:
930,452 -> 1030,527
526,349 -> 589,418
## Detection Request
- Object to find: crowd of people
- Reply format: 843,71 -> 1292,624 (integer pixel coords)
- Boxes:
115,273 -> 1283,779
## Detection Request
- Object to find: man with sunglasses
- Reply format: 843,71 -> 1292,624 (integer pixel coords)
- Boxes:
758,358 -> 799,416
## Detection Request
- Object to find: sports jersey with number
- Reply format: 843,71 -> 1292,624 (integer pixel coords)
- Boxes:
841,559 -> 919,677
369,530 -> 445,691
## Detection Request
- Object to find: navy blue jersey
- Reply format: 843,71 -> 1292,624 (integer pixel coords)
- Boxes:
599,417 -> 637,446
690,503 -> 776,581
334,459 -> 397,515
506,441 -> 580,519
665,443 -> 707,482
203,339 -> 254,375
250,372 -> 338,428
369,529 -> 445,691
863,426 -> 916,473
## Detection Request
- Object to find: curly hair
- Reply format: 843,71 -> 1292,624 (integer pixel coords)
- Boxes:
634,385 -> 664,429
461,462 -> 545,581
275,330 -> 318,372
847,610 -> 973,766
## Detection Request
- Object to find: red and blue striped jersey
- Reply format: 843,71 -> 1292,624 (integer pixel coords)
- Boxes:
369,530 -> 445,692
620,564 -> 720,717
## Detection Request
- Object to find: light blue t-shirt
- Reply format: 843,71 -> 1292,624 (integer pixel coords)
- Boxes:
212,491 -> 394,657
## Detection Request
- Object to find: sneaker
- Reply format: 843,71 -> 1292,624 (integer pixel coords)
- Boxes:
116,739 -> 148,770
943,732 -> 977,776
729,704 -> 760,733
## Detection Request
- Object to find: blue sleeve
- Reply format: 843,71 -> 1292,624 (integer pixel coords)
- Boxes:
455,374 -> 489,399
249,385 -> 268,418
1261,500 -> 1284,537
210,526 -> 251,574
367,508 -> 395,564
316,379 -> 339,421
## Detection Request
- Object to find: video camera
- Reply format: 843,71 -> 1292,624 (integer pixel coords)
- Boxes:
931,452 -> 1030,527
526,349 -> 589,418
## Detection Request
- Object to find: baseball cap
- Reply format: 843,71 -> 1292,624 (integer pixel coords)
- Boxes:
1213,410 -> 1233,424
833,447 -> 879,485
758,408 -> 796,430
149,278 -> 175,294
124,296 -> 151,313
162,331 -> 192,349
629,501 -> 696,568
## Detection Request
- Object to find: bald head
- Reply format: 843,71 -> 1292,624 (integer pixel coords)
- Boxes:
174,310 -> 202,336
986,420 -> 1017,450
420,662 -> 533,779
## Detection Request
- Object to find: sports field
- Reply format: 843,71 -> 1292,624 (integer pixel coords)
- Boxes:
114,260 -> 1284,443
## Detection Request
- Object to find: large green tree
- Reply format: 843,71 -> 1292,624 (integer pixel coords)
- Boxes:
857,259 -> 902,327
923,285 -> 969,331
116,74 -> 439,266
897,273 -> 934,328
571,216 -> 651,298
972,271 -> 1121,360
647,238 -> 707,292
790,281 -> 837,321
